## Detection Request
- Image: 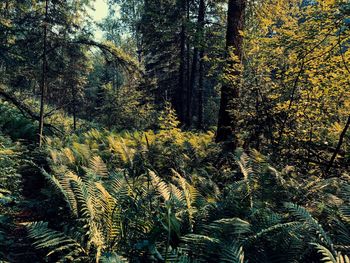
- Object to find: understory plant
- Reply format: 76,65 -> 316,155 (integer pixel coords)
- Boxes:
26,128 -> 349,262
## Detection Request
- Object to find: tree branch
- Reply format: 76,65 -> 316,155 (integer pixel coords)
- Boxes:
325,115 -> 350,176
0,87 -> 61,134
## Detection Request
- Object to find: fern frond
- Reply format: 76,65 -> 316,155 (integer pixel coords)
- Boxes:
100,252 -> 129,263
68,173 -> 105,259
95,182 -> 121,246
221,244 -> 245,263
181,234 -> 221,261
250,222 -> 300,241
170,183 -> 185,205
150,170 -> 171,201
173,170 -> 200,230
89,156 -> 108,177
27,221 -> 88,261
204,218 -> 251,239
42,169 -> 78,217
285,203 -> 334,247
312,243 -> 337,263
235,151 -> 253,208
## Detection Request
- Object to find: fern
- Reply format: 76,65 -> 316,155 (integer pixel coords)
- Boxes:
27,221 -> 89,262
89,156 -> 108,178
204,218 -> 251,239
173,169 -> 202,231
285,202 -> 334,248
150,170 -> 171,202
42,169 -> 78,217
312,243 -> 350,263
221,244 -> 245,263
235,150 -> 254,208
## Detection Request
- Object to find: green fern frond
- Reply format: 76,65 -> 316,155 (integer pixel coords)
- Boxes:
173,170 -> 200,230
150,170 -> 171,201
285,203 -> 334,247
312,243 -> 350,263
27,221 -> 88,261
89,156 -> 108,177
250,222 -> 300,241
72,142 -> 91,164
67,173 -> 105,259
181,234 -> 221,261
234,151 -> 253,208
221,244 -> 245,263
170,183 -> 185,205
100,252 -> 129,263
312,243 -> 337,263
42,169 -> 78,217
95,182 -> 121,245
204,218 -> 251,238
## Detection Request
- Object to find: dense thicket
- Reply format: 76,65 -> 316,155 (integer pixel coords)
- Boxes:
0,0 -> 350,262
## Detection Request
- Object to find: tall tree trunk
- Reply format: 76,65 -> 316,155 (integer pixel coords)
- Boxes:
185,0 -> 191,127
177,0 -> 188,124
38,0 -> 49,146
216,0 -> 246,146
198,49 -> 204,129
192,0 -> 206,129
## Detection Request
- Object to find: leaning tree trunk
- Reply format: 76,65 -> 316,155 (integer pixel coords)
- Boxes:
38,0 -> 49,146
216,0 -> 246,147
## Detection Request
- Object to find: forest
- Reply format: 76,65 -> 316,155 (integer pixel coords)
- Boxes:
0,0 -> 349,262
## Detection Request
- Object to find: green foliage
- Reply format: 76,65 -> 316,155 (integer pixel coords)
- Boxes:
2,1 -> 350,262
0,100 -> 36,141
0,133 -> 24,261
21,127 -> 349,262
95,83 -> 155,130
0,133 -> 22,206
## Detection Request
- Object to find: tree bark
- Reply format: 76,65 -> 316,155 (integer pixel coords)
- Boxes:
198,49 -> 204,129
177,0 -> 188,124
188,0 -> 206,128
216,0 -> 246,147
38,0 -> 49,146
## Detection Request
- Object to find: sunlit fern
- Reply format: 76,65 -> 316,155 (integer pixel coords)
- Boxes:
312,243 -> 350,263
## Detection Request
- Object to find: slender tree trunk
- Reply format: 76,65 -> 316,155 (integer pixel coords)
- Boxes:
71,83 -> 77,131
198,49 -> 204,129
185,0 -> 191,127
188,50 -> 197,127
216,0 -> 246,146
177,0 -> 188,124
193,0 -> 206,129
325,115 -> 350,175
38,0 -> 49,146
